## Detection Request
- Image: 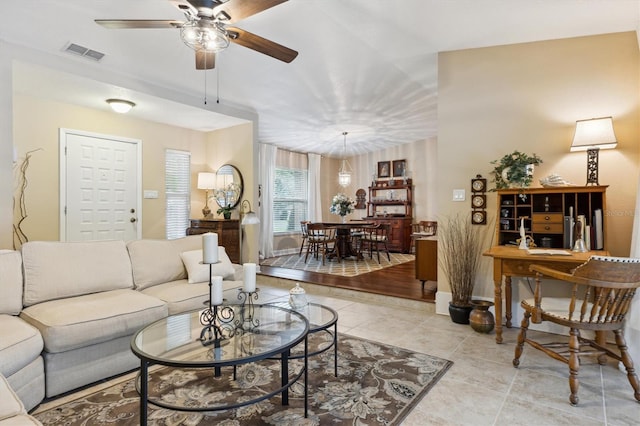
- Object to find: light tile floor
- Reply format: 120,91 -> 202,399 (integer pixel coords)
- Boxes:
256,282 -> 640,426
35,282 -> 640,425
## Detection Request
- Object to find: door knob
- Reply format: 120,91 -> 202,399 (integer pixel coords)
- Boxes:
130,208 -> 136,213
130,218 -> 137,223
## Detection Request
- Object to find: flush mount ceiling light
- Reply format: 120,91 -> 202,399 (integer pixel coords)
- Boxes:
106,98 -> 136,114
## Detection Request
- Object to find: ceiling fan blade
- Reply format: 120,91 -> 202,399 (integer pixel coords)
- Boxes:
214,0 -> 288,24
196,50 -> 216,69
227,27 -> 297,63
95,19 -> 184,29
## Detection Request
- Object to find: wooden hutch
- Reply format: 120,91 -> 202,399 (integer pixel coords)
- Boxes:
495,185 -> 607,250
365,179 -> 413,253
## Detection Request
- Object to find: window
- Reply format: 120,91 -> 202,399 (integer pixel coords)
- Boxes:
273,166 -> 308,233
165,149 -> 191,239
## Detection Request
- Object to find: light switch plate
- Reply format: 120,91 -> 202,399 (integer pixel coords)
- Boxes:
452,189 -> 465,201
143,190 -> 159,199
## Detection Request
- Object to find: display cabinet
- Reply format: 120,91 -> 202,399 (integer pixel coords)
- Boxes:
186,219 -> 240,263
495,186 -> 607,250
366,179 -> 413,218
365,179 -> 413,253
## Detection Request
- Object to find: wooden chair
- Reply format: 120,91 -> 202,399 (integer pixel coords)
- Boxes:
299,221 -> 310,256
513,256 -> 640,406
410,220 -> 437,253
305,223 -> 340,265
360,223 -> 391,263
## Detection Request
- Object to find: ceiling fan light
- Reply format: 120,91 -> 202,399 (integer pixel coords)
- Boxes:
106,98 -> 135,113
181,21 -> 229,52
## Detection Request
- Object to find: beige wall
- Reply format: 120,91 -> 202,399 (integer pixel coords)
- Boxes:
438,32 -> 640,308
12,93 -> 253,243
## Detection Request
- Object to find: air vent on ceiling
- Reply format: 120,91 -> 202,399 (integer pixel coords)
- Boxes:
63,43 -> 105,62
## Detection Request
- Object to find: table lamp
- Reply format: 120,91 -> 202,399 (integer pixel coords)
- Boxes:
197,172 -> 216,218
570,117 -> 617,186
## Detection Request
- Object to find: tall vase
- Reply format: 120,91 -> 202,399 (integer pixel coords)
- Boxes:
341,215 -> 346,224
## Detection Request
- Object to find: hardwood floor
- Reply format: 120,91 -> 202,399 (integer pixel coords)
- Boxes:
259,259 -> 436,303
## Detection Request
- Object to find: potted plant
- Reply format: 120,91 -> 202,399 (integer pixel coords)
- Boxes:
217,204 -> 234,220
490,150 -> 542,190
439,213 -> 484,324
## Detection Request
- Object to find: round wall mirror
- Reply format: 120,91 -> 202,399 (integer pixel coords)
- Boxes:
214,164 -> 244,209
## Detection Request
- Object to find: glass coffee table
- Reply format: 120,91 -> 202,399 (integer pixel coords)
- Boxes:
267,301 -> 339,376
131,304 -> 309,425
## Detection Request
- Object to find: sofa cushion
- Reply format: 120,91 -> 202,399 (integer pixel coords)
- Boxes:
21,240 -> 133,307
180,248 -> 235,283
0,315 -> 44,378
141,279 -> 242,315
127,235 -> 202,290
0,251 -> 23,315
0,374 -> 25,422
20,289 -> 167,353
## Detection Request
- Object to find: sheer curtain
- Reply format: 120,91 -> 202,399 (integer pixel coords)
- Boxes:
307,153 -> 322,222
624,171 -> 640,365
259,143 -> 277,259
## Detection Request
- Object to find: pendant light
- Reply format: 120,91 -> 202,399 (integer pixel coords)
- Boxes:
338,131 -> 352,187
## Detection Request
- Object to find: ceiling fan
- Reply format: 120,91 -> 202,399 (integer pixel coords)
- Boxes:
95,0 -> 298,70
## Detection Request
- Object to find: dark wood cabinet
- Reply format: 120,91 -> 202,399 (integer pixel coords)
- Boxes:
366,217 -> 412,253
186,219 -> 240,263
364,179 -> 413,253
415,237 -> 437,288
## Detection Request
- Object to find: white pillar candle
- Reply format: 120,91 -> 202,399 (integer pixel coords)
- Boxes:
202,233 -> 219,264
211,276 -> 223,305
243,263 -> 256,292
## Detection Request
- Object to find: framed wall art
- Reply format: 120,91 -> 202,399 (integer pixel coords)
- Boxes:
377,161 -> 391,178
392,159 -> 406,177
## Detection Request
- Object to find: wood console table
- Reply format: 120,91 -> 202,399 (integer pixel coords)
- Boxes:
483,246 -> 608,344
186,219 -> 240,264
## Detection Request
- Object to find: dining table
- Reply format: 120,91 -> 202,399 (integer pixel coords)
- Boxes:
322,221 -> 374,260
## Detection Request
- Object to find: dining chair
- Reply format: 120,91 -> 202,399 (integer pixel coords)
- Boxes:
410,220 -> 437,253
513,256 -> 640,406
305,223 -> 340,265
360,223 -> 391,263
299,221 -> 310,256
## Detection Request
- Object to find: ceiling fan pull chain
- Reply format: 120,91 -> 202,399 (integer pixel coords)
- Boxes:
203,69 -> 207,105
216,64 -> 220,104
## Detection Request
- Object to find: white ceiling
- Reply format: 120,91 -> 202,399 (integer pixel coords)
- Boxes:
2,0 -> 639,158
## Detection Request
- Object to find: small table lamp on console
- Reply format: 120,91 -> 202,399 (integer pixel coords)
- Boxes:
197,172 -> 216,218
570,116 -> 617,186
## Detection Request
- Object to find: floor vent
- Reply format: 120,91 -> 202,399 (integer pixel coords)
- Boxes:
63,43 -> 105,62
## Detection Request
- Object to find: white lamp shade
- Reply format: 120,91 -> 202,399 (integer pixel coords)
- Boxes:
570,117 -> 617,151
197,172 -> 216,189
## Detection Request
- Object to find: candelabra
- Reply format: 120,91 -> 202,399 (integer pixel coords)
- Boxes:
198,263 -> 235,346
236,288 -> 260,328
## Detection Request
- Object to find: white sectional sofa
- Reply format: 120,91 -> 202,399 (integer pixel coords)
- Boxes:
0,235 -> 243,415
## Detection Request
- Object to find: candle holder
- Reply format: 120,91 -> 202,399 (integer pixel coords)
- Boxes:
199,263 -> 235,346
236,288 -> 260,328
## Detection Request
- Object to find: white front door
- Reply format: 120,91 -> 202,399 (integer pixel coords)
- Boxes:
60,129 -> 142,241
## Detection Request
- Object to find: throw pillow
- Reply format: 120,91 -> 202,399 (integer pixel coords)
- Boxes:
180,248 -> 235,283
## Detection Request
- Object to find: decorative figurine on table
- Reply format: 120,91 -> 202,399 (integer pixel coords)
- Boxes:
517,217 -> 535,249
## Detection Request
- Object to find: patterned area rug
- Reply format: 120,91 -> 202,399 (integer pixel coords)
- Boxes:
35,333 -> 451,425
261,253 -> 415,277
